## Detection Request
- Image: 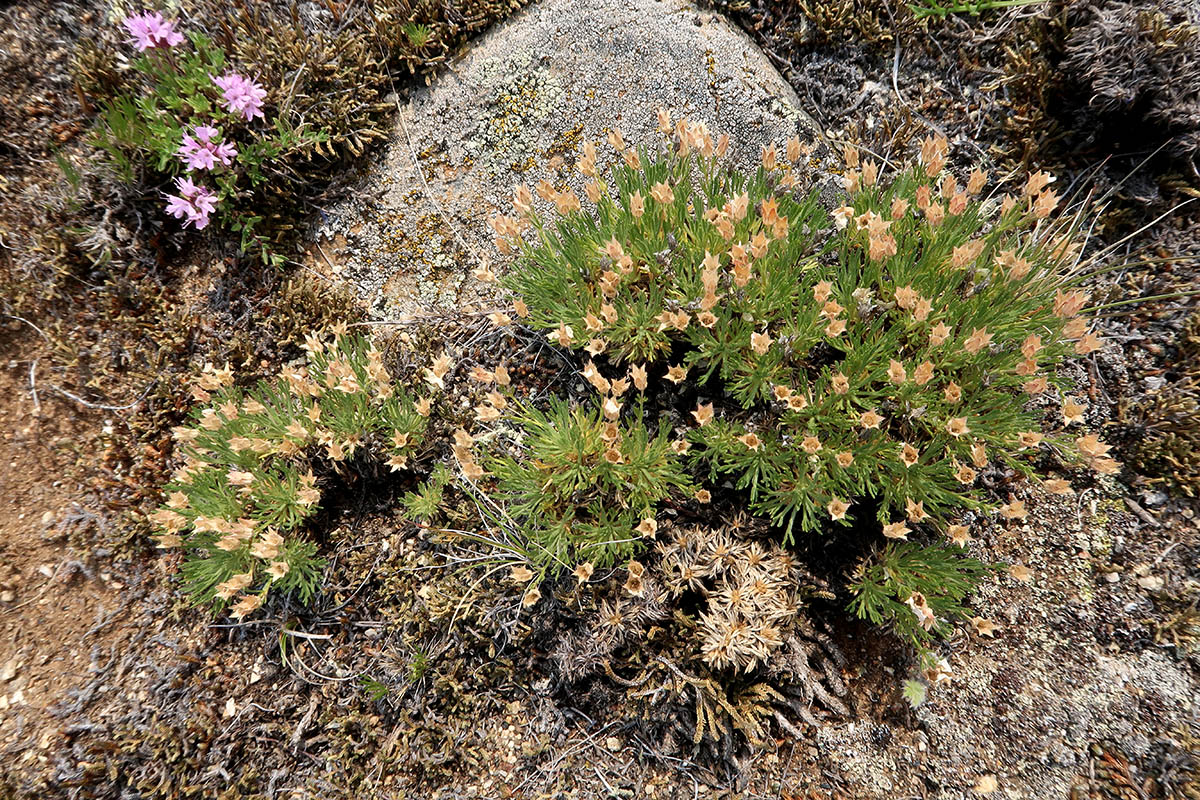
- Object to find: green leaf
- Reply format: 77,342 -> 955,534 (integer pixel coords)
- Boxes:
901,679 -> 927,708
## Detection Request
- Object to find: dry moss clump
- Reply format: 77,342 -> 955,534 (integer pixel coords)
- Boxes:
1001,0 -> 1200,173
1121,313 -> 1200,496
703,0 -> 922,50
543,519 -> 848,757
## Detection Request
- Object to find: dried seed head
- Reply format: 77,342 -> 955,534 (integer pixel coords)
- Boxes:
1017,431 -> 1043,449
905,498 -> 930,522
843,142 -> 860,168
860,409 -> 884,429
999,499 -> 1028,520
947,524 -> 971,546
1062,399 -> 1086,424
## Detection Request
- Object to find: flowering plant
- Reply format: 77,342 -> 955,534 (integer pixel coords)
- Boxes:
481,396 -> 694,572
87,9 -> 326,263
150,331 -> 429,617
488,113 -> 1115,666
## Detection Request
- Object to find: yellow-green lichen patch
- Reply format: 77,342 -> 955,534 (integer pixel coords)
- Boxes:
468,58 -> 566,176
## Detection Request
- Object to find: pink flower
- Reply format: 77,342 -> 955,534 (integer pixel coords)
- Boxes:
177,124 -> 237,171
163,177 -> 218,230
211,72 -> 267,122
123,11 -> 185,51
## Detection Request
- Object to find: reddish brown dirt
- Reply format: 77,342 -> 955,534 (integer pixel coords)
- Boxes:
0,332 -> 137,729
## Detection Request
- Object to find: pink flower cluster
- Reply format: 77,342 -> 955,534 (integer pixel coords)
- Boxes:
177,125 -> 237,171
123,11 -> 185,51
164,177 -> 218,230
212,72 -> 267,122
119,16 -> 271,232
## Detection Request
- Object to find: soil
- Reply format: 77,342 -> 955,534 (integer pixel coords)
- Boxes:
0,334 -> 114,713
0,0 -> 1198,798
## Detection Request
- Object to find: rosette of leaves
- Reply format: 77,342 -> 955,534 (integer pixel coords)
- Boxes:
483,396 -> 693,571
150,332 -> 427,618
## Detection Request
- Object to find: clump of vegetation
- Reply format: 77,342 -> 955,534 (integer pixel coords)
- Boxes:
68,2 -> 531,265
1062,0 -> 1200,167
486,114 -> 1113,667
908,0 -> 1045,21
1002,0 -> 1200,172
546,520 -> 848,750
480,396 -> 693,571
702,0 -> 921,50
150,330 -> 429,617
90,10 -> 325,263
849,540 -> 998,654
1122,312 -> 1200,496
500,117 -> 1107,533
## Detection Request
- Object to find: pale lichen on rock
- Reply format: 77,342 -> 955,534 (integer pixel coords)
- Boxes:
314,0 -> 820,319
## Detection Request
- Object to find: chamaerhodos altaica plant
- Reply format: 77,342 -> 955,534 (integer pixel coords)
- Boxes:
484,395 -> 694,572
485,111 -> 1118,669
150,330 -> 428,618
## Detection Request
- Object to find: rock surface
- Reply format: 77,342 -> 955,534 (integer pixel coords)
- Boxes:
314,0 -> 818,317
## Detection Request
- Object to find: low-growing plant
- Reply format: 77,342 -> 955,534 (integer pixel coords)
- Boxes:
402,462 -> 454,525
908,0 -> 1045,20
88,10 -> 325,264
150,330 -> 428,618
488,113 -> 1115,665
483,396 -> 693,572
547,521 -> 849,746
849,541 -> 999,654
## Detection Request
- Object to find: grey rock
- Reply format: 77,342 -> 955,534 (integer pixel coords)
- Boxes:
314,0 -> 822,319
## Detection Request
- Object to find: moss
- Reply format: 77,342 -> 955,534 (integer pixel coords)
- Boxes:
1121,313 -> 1200,496
1000,0 -> 1200,172
703,0 -> 923,52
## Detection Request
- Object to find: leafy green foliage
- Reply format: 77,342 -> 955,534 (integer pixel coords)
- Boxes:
402,463 -> 453,525
484,396 -> 692,571
359,675 -> 390,701
150,332 -> 428,617
901,678 -> 928,708
849,541 -> 999,656
502,140 -> 827,369
491,115 -> 1114,660
908,0 -> 1044,20
498,120 -> 1109,542
87,30 -> 325,265
403,23 -> 433,49
408,647 -> 430,682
